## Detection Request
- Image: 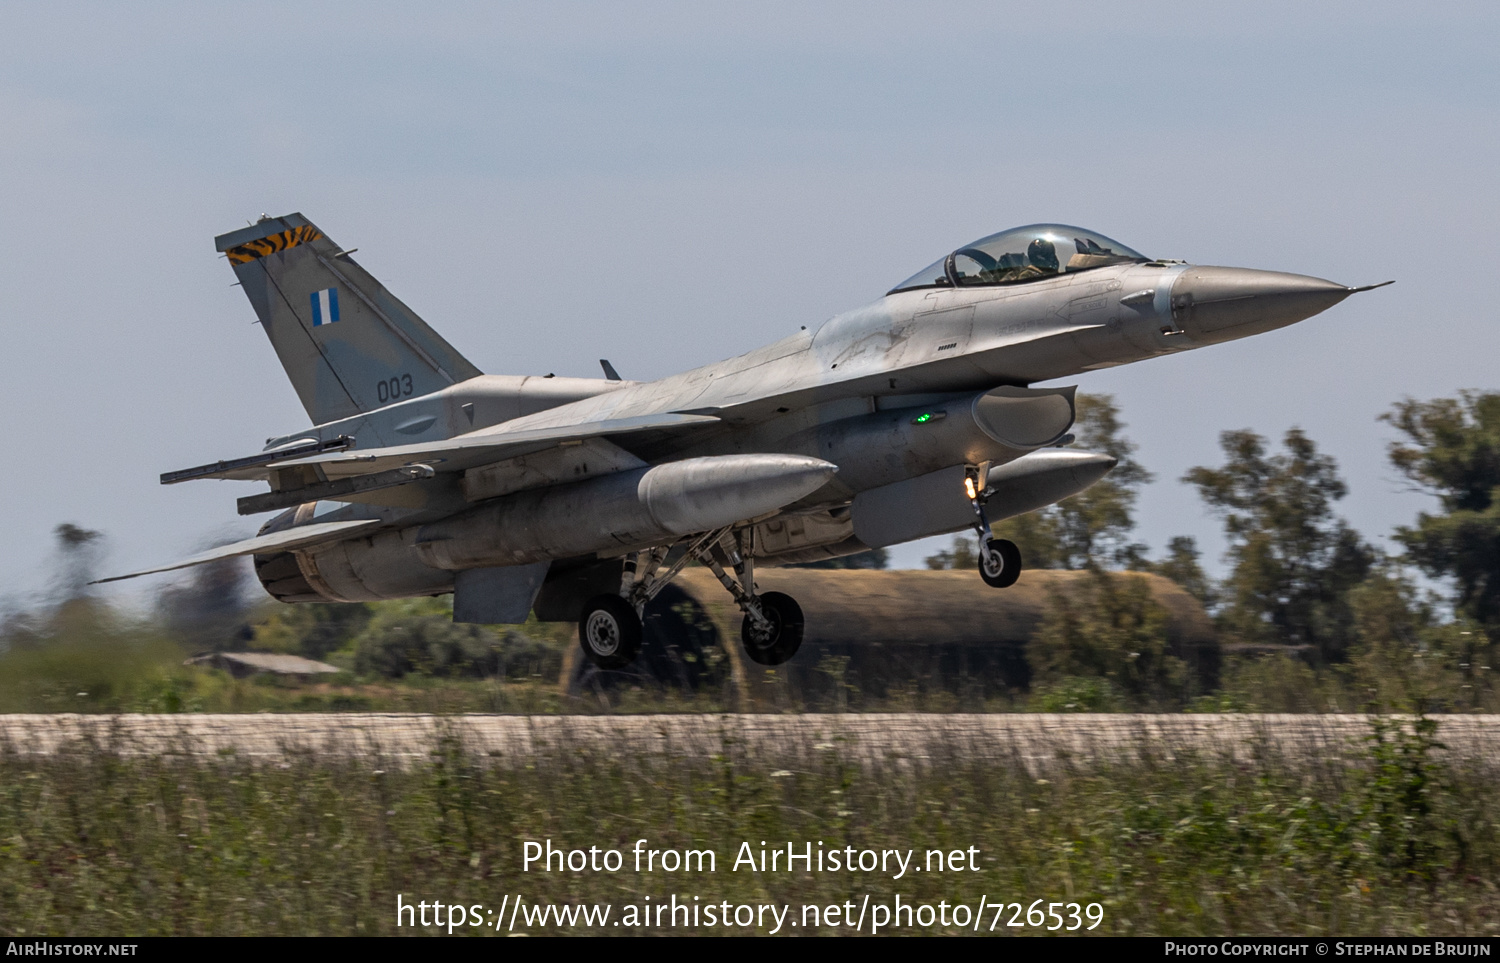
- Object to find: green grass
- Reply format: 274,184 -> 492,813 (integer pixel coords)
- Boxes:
2,717 -> 1496,936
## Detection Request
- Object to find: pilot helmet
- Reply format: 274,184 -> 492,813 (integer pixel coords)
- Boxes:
1027,237 -> 1059,271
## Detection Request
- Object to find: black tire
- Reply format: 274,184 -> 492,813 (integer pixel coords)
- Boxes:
578,594 -> 643,669
978,537 -> 1022,588
741,591 -> 804,665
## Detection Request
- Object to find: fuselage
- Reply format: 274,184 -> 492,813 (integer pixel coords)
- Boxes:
267,256 -> 1348,515
247,229 -> 1364,605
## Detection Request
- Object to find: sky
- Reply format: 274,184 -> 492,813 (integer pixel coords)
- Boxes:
1,1 -> 1497,608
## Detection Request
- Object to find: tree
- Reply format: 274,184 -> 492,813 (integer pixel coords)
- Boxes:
1343,563 -> 1495,712
1184,428 -> 1373,661
923,536 -> 976,571
1027,569 -> 1186,705
788,548 -> 889,570
991,393 -> 1153,569
351,602 -> 557,679
1147,535 -> 1217,609
1383,392 -> 1500,636
52,523 -> 103,601
157,557 -> 253,651
253,601 -> 374,660
47,523 -> 109,636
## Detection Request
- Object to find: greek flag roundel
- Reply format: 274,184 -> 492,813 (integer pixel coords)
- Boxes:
310,288 -> 340,326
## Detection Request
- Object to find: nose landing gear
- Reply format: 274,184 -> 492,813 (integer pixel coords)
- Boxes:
966,463 -> 1023,589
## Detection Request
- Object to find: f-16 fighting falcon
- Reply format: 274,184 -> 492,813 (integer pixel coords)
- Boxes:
101,215 -> 1389,668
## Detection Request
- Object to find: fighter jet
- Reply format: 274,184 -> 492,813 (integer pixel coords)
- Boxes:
101,215 -> 1388,668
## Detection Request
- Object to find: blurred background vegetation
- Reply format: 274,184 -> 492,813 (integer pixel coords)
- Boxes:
5,715 -> 1496,936
2,390 -> 1497,714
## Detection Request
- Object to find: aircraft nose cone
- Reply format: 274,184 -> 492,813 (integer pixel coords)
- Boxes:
1169,267 -> 1353,344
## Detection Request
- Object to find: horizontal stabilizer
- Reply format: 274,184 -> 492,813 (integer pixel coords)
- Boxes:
162,435 -> 354,485
169,411 -> 721,484
92,519 -> 382,584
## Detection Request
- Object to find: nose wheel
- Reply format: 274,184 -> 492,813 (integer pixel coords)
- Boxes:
978,538 -> 1022,588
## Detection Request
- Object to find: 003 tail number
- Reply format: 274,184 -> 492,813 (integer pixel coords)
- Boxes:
377,374 -> 414,404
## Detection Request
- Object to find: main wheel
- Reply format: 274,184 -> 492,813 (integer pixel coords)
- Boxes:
741,591 -> 804,666
578,594 -> 643,669
978,537 -> 1022,588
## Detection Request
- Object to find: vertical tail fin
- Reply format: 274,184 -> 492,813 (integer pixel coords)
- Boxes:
215,213 -> 482,425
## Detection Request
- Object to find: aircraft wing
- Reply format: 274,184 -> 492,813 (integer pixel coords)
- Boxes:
93,519 -> 383,584
163,412 -> 722,484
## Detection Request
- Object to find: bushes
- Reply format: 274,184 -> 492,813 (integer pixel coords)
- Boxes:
352,603 -> 561,680
253,602 -> 374,660
0,618 -> 193,714
1027,569 -> 1189,706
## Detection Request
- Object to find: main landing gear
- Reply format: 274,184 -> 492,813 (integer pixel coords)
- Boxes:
577,527 -> 804,669
966,463 -> 1023,589
577,594 -> 643,669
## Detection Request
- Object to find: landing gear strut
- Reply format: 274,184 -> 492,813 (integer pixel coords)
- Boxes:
966,463 -> 1023,589
575,526 -> 804,668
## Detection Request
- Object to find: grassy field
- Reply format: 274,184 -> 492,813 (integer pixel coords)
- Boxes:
2,715 -> 1496,936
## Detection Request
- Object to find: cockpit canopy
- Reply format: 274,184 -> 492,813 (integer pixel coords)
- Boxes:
889,224 -> 1148,295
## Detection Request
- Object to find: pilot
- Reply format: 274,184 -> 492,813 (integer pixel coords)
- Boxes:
995,237 -> 1061,282
1026,237 -> 1060,274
